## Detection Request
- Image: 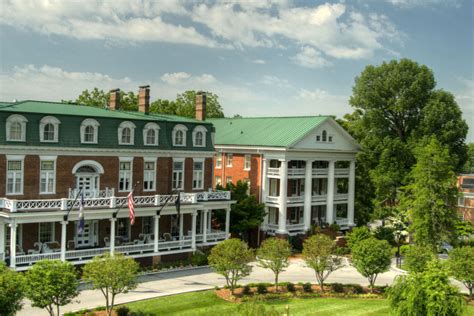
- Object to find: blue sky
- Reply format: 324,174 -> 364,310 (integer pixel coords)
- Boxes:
0,0 -> 473,141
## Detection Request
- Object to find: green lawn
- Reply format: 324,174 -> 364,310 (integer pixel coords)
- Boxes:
124,290 -> 474,316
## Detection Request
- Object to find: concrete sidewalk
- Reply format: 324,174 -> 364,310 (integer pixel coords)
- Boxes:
17,258 -> 403,316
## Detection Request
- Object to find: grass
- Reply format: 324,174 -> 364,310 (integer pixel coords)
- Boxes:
123,290 -> 400,316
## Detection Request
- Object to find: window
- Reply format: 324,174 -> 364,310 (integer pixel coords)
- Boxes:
226,153 -> 233,167
316,130 -> 334,143
226,176 -> 232,184
117,218 -> 129,240
193,159 -> 204,189
39,116 -> 60,142
80,118 -> 100,144
322,130 -> 327,142
336,204 -> 348,219
172,159 -> 184,190
6,114 -> 27,142
143,122 -> 159,146
216,154 -> 222,168
458,197 -> 465,206
142,216 -> 154,235
215,176 -> 222,186
39,222 -> 54,243
119,158 -> 133,191
172,124 -> 188,146
192,125 -> 207,147
40,157 -> 56,194
118,121 -> 136,145
6,156 -> 24,195
244,155 -> 251,170
316,135 -> 321,141
143,160 -> 156,191
244,178 -> 251,195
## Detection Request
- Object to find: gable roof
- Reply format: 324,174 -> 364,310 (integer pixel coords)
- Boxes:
208,116 -> 329,147
0,100 -> 209,124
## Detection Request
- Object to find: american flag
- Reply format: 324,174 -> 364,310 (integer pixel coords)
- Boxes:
128,191 -> 135,225
78,192 -> 85,234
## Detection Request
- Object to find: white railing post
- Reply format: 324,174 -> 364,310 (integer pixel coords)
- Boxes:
110,218 -> 116,256
326,160 -> 335,224
154,215 -> 160,253
60,198 -> 68,211
304,160 -> 313,232
9,222 -> 17,268
179,213 -> 184,244
192,212 -> 197,251
202,210 -> 208,243
154,195 -> 160,206
60,221 -> 67,261
225,208 -> 231,239
10,200 -> 17,212
110,196 -> 116,209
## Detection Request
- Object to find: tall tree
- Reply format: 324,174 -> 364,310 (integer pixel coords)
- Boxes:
0,262 -> 25,316
463,143 -> 474,173
256,238 -> 291,291
71,88 -> 138,111
400,137 -> 459,249
447,246 -> 474,299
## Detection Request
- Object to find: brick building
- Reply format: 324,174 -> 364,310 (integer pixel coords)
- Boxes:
0,87 -> 233,270
210,116 -> 359,237
458,174 -> 474,224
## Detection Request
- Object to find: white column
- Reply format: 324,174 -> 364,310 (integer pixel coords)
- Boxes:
348,160 -> 356,225
154,215 -> 160,253
225,208 -> 231,238
110,218 -> 116,256
60,221 -> 67,262
208,210 -> 212,233
262,206 -> 269,231
0,223 -> 5,257
191,212 -> 197,251
278,159 -> 288,235
202,210 -> 208,243
261,159 -> 269,230
304,160 -> 313,231
9,223 -> 17,268
179,213 -> 184,242
326,160 -> 335,224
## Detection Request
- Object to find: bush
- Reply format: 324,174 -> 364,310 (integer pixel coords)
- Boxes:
288,235 -> 305,253
347,284 -> 364,294
334,246 -> 351,256
346,227 -> 372,249
286,282 -> 296,292
116,306 -> 130,316
403,245 -> 435,272
303,282 -> 313,293
242,285 -> 251,295
399,244 -> 411,256
191,251 -> 208,266
373,226 -> 395,245
329,223 -> 340,232
331,283 -> 344,293
257,283 -> 268,294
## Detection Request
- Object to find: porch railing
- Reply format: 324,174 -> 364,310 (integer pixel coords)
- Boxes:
1,190 -> 231,212
288,168 -> 305,177
267,168 -> 280,176
68,188 -> 115,199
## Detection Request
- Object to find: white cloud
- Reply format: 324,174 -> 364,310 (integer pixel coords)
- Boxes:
385,0 -> 461,8
291,47 -> 332,69
160,72 -> 216,85
260,75 -> 292,88
251,59 -> 266,64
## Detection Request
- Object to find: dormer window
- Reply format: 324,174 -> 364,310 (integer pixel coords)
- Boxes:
172,124 -> 188,147
322,130 -> 327,142
80,118 -> 100,144
143,122 -> 160,146
316,129 -> 333,143
40,116 -> 60,143
6,114 -> 28,142
192,125 -> 207,147
118,121 -> 136,145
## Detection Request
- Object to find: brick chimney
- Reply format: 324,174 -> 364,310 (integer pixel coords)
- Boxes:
195,91 -> 206,121
109,88 -> 120,110
138,85 -> 150,114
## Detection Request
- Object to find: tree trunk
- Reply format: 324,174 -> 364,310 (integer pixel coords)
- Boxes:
56,304 -> 60,316
109,294 -> 115,316
469,286 -> 473,300
275,273 -> 279,292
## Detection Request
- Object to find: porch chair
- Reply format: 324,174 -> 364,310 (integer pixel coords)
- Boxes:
134,234 -> 147,244
67,240 -> 76,250
28,242 -> 42,254
42,241 -> 61,253
163,233 -> 172,241
16,244 -> 25,256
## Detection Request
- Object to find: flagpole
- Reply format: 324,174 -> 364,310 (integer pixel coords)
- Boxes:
63,188 -> 83,222
155,189 -> 182,225
112,181 -> 140,219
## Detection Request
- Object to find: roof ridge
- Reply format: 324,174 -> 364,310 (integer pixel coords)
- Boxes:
209,115 -> 330,120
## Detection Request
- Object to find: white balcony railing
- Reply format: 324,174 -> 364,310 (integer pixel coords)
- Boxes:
288,168 -> 305,177
335,168 -> 350,177
336,218 -> 350,226
312,194 -> 327,202
267,168 -> 280,176
312,168 -> 328,176
68,188 -> 115,199
1,191 -> 231,213
334,193 -> 349,201
266,196 -> 279,204
287,196 -> 304,204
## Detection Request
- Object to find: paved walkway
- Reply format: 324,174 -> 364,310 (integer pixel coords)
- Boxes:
18,258 -> 404,315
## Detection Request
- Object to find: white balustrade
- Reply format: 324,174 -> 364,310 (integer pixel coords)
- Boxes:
311,194 -> 327,202
312,168 -> 328,177
287,168 -> 305,177
334,193 -> 349,201
287,196 -> 304,204
267,168 -> 280,176
336,218 -> 349,226
335,168 -> 350,177
68,188 -> 115,199
266,196 -> 279,204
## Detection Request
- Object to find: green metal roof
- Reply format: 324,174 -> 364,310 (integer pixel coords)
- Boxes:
0,100 -> 206,124
208,116 -> 329,147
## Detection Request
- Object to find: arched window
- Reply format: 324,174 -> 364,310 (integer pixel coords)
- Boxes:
6,114 -> 28,142
172,124 -> 188,147
118,121 -> 136,145
192,125 -> 207,147
322,130 -> 327,142
80,118 -> 100,144
143,122 -> 160,146
40,116 -> 60,142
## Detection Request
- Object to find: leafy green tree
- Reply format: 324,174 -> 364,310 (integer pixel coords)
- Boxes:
453,220 -> 474,244
24,260 -> 79,316
346,226 -> 372,249
447,246 -> 474,299
208,238 -> 254,294
403,245 -> 435,272
302,234 -> 344,291
463,143 -> 474,173
83,253 -> 139,316
256,238 -> 291,291
400,137 -> 459,249
351,238 -> 392,292
0,262 -> 25,316
388,260 -> 465,315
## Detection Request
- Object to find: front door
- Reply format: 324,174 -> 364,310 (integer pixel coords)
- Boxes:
75,220 -> 98,248
76,174 -> 98,198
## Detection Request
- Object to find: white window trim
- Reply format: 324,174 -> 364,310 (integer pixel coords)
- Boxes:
316,129 -> 334,143
118,121 -> 136,145
6,155 -> 25,195
80,118 -> 100,144
172,158 -> 185,190
216,153 -> 222,169
172,124 -> 188,147
39,155 -> 57,195
192,158 -> 205,190
143,157 -> 157,192
38,222 -> 55,243
6,114 -> 28,142
244,154 -> 251,171
119,157 -> 134,192
143,122 -> 160,146
192,125 -> 207,147
39,116 -> 61,143
226,153 -> 233,167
